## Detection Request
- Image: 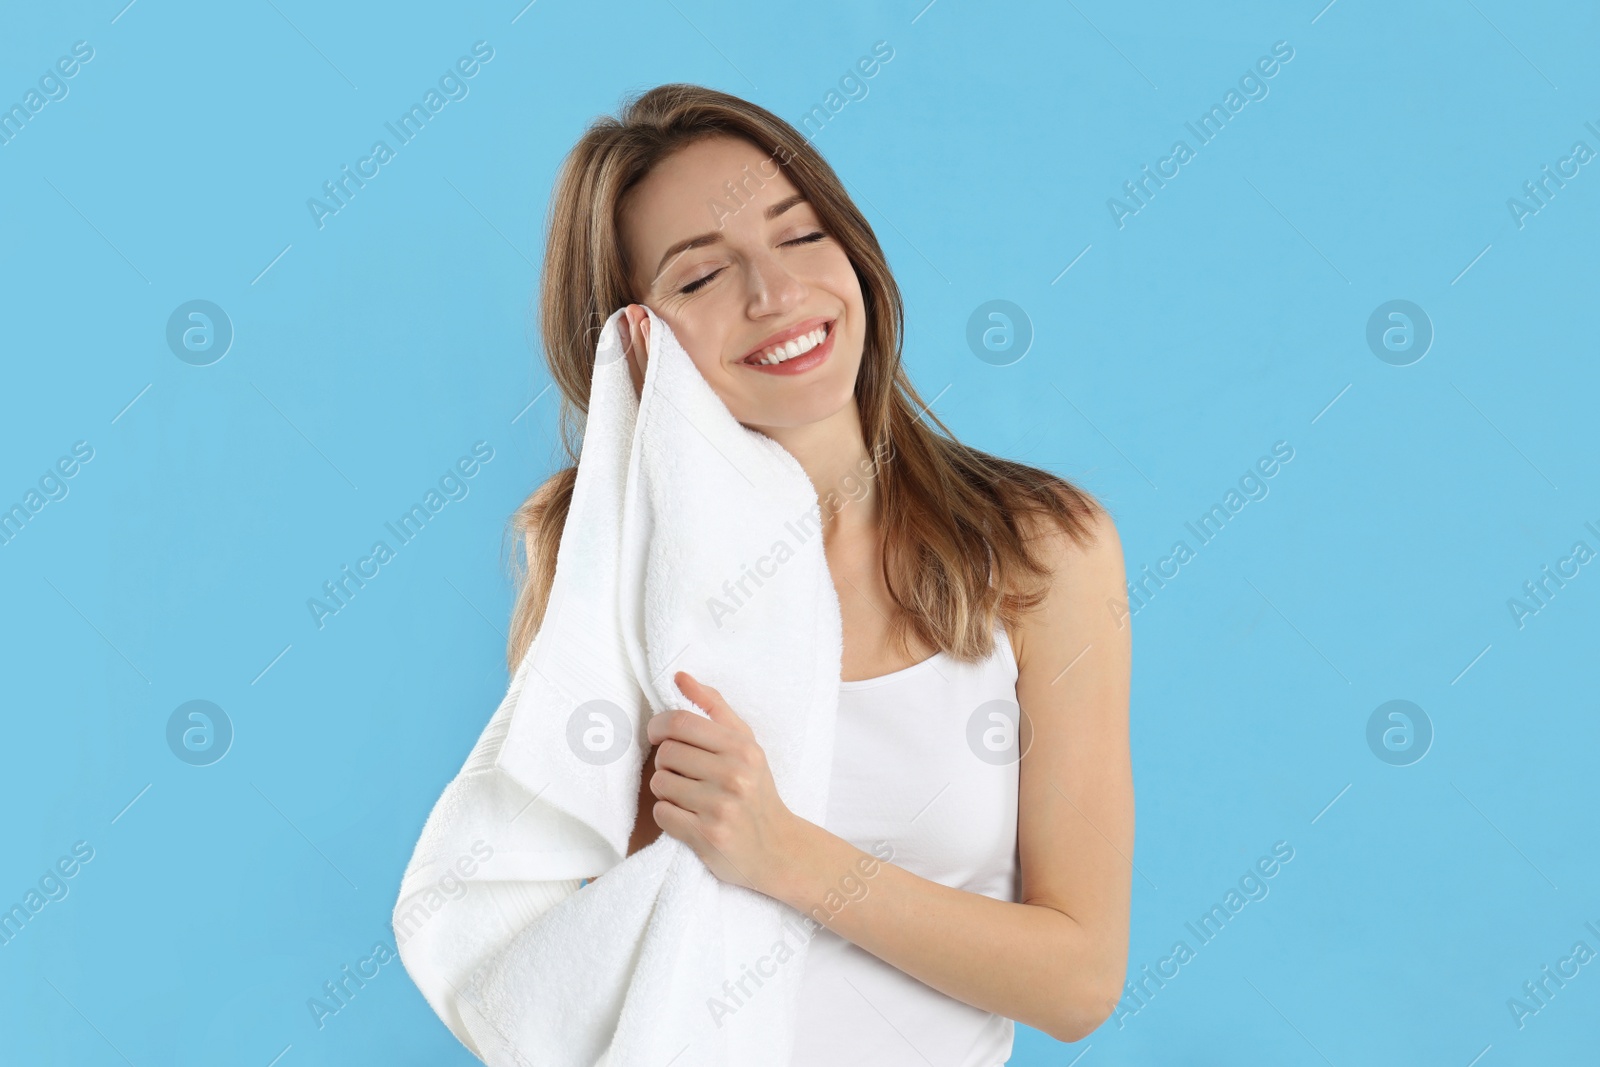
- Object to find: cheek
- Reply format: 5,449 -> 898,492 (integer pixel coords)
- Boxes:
678,336 -> 753,414
679,332 -> 728,387
661,256 -> 867,427
819,252 -> 862,301
653,311 -> 717,376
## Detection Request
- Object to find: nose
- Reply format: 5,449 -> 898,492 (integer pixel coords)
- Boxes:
744,247 -> 807,318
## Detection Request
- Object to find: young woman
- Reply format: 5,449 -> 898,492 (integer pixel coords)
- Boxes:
510,84 -> 1133,1063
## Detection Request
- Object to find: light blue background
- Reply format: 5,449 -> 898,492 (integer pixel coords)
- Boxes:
3,0 -> 1597,1063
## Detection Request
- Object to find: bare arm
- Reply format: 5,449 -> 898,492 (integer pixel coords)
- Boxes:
764,507 -> 1134,1043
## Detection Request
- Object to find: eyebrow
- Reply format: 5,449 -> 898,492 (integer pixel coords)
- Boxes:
652,192 -> 810,279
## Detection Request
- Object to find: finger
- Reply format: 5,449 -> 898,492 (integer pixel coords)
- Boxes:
645,706 -> 725,752
651,797 -> 730,870
676,672 -> 747,733
654,736 -> 718,780
650,766 -> 716,814
651,797 -> 692,842
629,305 -> 651,364
675,671 -> 719,710
622,307 -> 648,396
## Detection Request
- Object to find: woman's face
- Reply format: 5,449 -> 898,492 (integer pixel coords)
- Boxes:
620,135 -> 866,433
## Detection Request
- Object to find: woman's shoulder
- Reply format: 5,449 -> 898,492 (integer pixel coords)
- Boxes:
1005,498 -> 1125,675
1025,492 -> 1120,561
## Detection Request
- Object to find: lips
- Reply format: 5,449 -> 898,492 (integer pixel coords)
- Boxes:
737,319 -> 836,376
738,317 -> 835,366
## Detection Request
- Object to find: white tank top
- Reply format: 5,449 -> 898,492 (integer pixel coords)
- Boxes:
789,624 -> 1021,1067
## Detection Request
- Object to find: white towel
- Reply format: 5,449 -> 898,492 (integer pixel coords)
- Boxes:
392,304 -> 844,1066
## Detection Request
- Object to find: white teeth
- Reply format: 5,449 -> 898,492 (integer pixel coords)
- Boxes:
750,324 -> 829,366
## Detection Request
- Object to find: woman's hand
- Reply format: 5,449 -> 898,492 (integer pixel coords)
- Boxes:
621,303 -> 652,398
645,671 -> 800,896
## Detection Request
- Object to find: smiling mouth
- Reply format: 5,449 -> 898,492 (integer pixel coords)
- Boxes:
739,320 -> 834,366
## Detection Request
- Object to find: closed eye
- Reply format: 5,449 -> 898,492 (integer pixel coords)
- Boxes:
678,232 -> 829,295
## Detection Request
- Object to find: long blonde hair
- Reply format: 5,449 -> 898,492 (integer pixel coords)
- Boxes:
505,83 -> 1106,674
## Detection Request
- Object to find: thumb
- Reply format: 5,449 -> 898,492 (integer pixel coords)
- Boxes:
675,671 -> 734,725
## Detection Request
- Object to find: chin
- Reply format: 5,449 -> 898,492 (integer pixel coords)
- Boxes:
717,339 -> 864,429
734,380 -> 857,431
